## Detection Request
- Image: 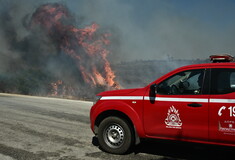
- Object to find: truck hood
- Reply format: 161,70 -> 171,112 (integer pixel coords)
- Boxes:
97,88 -> 142,96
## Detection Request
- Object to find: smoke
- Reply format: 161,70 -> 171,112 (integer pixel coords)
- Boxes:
0,0 -> 235,97
0,0 -> 119,98
66,0 -> 235,62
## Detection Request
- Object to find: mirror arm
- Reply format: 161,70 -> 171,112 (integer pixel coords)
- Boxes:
150,84 -> 158,96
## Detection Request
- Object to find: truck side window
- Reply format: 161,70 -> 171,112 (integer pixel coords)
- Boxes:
211,68 -> 235,94
157,69 -> 205,95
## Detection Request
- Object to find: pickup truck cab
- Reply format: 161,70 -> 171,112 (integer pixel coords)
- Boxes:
90,55 -> 235,154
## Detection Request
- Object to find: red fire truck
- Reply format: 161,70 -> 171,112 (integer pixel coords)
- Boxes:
90,55 -> 235,154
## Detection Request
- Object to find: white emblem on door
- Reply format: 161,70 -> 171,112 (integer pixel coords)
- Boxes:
165,106 -> 182,129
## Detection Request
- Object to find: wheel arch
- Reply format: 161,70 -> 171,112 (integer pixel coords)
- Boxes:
94,110 -> 141,145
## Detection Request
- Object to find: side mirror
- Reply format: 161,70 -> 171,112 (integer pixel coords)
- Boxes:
150,84 -> 158,97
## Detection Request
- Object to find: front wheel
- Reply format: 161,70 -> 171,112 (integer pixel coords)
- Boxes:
97,116 -> 134,154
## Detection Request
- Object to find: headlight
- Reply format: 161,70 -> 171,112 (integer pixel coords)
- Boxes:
93,96 -> 102,105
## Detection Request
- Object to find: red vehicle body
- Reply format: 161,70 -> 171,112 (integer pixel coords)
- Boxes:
90,55 -> 235,154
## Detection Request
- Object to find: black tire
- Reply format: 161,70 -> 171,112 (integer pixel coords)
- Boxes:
97,116 -> 134,154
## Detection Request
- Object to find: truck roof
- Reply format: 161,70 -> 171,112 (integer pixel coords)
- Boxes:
178,62 -> 235,70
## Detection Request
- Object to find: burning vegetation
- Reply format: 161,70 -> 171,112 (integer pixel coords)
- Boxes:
0,2 -> 208,100
0,3 -> 119,100
30,3 -> 119,89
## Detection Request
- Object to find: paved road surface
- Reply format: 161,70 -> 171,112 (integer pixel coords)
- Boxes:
0,93 -> 234,160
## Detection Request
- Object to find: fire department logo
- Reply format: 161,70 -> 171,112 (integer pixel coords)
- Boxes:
165,106 -> 182,129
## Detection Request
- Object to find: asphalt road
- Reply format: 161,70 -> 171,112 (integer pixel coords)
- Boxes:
0,93 -> 234,160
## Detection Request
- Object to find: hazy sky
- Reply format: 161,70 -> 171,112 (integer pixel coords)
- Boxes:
2,0 -> 235,62
65,0 -> 235,61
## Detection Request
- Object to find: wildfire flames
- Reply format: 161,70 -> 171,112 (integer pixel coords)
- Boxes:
30,3 -> 120,96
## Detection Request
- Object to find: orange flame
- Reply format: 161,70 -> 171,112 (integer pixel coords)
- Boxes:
31,3 -> 120,90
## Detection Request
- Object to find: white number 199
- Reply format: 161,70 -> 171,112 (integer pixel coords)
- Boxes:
228,106 -> 235,117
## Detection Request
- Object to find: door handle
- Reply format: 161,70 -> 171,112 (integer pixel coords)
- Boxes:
187,103 -> 202,107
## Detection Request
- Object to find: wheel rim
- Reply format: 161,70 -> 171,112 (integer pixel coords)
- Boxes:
103,123 -> 125,148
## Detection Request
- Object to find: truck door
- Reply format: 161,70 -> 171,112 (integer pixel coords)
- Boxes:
144,69 -> 209,141
209,68 -> 235,144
